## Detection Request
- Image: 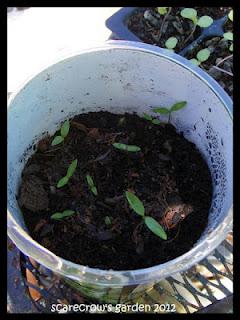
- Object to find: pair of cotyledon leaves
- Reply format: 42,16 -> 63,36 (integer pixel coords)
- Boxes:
125,191 -> 167,240
51,120 -> 70,146
180,8 -> 213,28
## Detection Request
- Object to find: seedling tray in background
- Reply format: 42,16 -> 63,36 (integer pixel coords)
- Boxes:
105,7 -> 228,57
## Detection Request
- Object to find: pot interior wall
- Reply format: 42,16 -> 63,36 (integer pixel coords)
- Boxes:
8,47 -> 232,243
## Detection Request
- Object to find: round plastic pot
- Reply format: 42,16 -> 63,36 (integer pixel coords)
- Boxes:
7,41 -> 233,304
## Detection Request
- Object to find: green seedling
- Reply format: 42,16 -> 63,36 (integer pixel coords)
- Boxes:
51,120 -> 70,146
223,32 -> 233,52
157,7 -> 172,41
143,113 -> 161,125
190,48 -> 211,66
112,143 -> 141,152
180,8 -> 213,45
86,174 -> 98,196
153,101 -> 187,123
228,9 -> 233,22
125,191 -> 167,240
157,7 -> 169,15
104,216 -> 112,226
51,210 -> 75,220
165,37 -> 178,51
223,32 -> 233,41
57,159 -> 78,188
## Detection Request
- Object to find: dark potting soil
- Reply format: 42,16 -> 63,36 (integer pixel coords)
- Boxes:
186,37 -> 233,98
193,7 -> 231,19
224,18 -> 233,33
127,7 -> 201,53
126,7 -> 231,53
18,111 -> 212,270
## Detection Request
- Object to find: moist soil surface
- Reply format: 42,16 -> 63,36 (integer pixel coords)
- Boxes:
126,7 -> 231,53
18,111 -> 212,270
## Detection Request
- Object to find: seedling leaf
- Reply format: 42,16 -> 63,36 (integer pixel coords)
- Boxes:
171,101 -> 187,112
61,120 -> 70,138
143,113 -> 153,121
165,37 -> 178,49
57,176 -> 69,188
91,186 -> 98,196
104,216 -> 112,225
157,7 -> 168,15
152,119 -> 161,125
228,9 -> 233,22
66,159 -> 78,178
51,135 -> 64,146
86,175 -> 98,196
51,210 -> 75,220
196,48 -> 210,62
190,58 -> 201,66
127,145 -> 141,152
86,175 -> 94,187
144,216 -> 167,240
229,43 -> 233,52
112,143 -> 141,152
51,212 -> 63,220
125,191 -> 145,216
153,107 -> 170,114
180,8 -> 197,23
197,16 -> 213,28
223,32 -> 233,41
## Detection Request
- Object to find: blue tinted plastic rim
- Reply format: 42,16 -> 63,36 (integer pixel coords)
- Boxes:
105,7 -> 142,42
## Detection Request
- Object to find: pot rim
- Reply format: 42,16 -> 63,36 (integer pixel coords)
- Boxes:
7,40 -> 233,286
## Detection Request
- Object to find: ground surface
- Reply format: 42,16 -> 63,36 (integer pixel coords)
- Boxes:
19,112 -> 212,270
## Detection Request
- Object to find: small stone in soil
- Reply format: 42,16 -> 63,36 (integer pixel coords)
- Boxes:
19,175 -> 49,212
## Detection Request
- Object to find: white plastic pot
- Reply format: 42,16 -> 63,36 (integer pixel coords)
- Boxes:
8,41 -> 233,304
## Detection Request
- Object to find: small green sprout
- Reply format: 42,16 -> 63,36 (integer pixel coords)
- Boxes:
125,191 -> 145,216
104,216 -> 112,226
165,37 -> 178,51
51,209 -> 75,220
57,159 -> 78,188
180,8 -> 213,27
125,191 -> 167,240
223,32 -> 233,41
223,32 -> 233,52
180,8 -> 213,45
144,216 -> 167,239
112,143 -> 141,152
228,9 -> 233,22
157,7 -> 172,42
86,174 -> 98,196
157,7 -> 169,15
143,113 -> 161,125
190,48 -> 211,66
51,120 -> 70,146
153,101 -> 187,123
